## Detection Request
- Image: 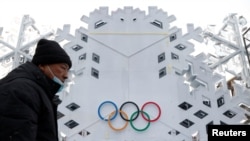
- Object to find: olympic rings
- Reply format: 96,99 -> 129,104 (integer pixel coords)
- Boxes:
130,110 -> 150,131
98,101 -> 118,121
141,101 -> 161,122
119,101 -> 139,121
108,110 -> 129,131
98,100 -> 161,131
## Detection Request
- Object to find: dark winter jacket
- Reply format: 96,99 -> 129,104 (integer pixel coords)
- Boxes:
0,62 -> 61,141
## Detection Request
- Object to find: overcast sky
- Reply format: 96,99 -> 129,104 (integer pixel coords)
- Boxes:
0,0 -> 249,77
1,0 -> 250,30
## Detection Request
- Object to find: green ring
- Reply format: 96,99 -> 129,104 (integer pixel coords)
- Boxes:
129,110 -> 150,132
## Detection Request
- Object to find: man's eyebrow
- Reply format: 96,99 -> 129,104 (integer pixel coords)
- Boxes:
62,63 -> 69,69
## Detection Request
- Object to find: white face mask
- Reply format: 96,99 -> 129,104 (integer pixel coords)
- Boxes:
47,66 -> 64,93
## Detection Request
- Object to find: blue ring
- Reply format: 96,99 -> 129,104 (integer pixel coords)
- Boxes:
98,101 -> 118,121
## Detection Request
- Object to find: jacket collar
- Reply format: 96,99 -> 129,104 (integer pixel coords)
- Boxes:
2,61 -> 61,100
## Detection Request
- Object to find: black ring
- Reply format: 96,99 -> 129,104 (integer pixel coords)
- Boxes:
119,101 -> 140,121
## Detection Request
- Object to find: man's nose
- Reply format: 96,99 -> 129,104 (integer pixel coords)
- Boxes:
63,71 -> 69,80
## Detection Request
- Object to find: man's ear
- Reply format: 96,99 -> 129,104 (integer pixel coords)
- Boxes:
38,64 -> 53,79
38,64 -> 47,72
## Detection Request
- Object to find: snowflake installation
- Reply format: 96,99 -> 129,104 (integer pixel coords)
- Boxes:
1,6 -> 250,141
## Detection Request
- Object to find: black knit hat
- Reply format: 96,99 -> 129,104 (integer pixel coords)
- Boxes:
32,39 -> 72,68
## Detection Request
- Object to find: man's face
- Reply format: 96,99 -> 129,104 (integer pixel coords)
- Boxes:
39,63 -> 70,83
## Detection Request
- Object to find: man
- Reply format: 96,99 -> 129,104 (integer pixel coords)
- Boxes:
0,39 -> 72,141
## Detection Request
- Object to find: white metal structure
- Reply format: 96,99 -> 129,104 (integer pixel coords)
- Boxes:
1,6 -> 250,141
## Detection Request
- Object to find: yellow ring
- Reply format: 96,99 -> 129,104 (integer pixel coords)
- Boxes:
108,110 -> 129,131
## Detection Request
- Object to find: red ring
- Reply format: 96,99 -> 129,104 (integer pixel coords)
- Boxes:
141,101 -> 161,122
